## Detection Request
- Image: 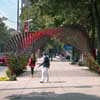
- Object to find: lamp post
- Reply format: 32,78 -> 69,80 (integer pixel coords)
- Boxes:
17,0 -> 19,32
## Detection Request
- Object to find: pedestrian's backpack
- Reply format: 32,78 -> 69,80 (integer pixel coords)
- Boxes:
44,56 -> 50,68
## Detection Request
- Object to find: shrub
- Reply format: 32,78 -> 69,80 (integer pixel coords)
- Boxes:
7,55 -> 20,76
9,75 -> 16,81
17,55 -> 28,70
86,55 -> 100,74
6,69 -> 12,78
6,69 -> 17,81
7,54 -> 28,76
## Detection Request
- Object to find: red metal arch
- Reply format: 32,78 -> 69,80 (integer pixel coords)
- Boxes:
5,24 -> 90,55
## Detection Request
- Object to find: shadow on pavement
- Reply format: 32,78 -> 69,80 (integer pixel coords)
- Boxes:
18,70 -> 41,78
6,92 -> 100,100
18,71 -> 31,77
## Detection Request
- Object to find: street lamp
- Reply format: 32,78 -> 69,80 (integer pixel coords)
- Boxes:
24,19 -> 32,33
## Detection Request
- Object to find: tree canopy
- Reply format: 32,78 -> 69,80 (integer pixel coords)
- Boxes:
20,0 -> 100,48
0,22 -> 10,51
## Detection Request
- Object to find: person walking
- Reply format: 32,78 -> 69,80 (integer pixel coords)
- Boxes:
39,53 -> 50,83
28,53 -> 36,77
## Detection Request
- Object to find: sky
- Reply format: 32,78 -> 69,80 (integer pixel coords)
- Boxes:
0,0 -> 21,30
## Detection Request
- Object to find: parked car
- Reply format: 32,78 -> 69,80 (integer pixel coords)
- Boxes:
0,54 -> 8,66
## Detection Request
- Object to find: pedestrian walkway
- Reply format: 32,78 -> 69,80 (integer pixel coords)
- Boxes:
0,58 -> 100,100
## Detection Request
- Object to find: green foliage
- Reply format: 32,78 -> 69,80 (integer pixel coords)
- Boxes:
6,69 -> 16,81
7,54 -> 28,76
21,0 -> 91,30
0,22 -> 10,51
8,55 -> 20,76
21,0 -> 100,50
44,38 -> 64,52
86,55 -> 100,74
17,55 -> 28,70
6,69 -> 12,78
9,75 -> 16,81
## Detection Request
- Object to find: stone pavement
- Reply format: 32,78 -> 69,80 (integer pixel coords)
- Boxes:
0,57 -> 100,100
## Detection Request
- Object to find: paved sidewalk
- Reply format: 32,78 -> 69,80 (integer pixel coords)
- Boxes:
0,58 -> 100,100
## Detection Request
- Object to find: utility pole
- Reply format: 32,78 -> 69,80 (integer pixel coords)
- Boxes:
21,0 -> 23,13
17,0 -> 19,32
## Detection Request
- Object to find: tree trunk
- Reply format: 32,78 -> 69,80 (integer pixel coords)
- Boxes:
92,0 -> 100,48
89,1 -> 96,49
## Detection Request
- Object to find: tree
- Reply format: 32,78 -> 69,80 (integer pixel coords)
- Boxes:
90,0 -> 100,48
21,0 -> 100,49
21,0 -> 90,29
0,22 -> 10,52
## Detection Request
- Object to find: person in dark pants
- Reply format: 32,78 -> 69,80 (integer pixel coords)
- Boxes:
39,53 -> 50,83
28,53 -> 36,77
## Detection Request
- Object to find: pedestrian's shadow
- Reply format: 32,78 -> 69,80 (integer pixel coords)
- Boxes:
18,70 -> 41,78
18,71 -> 31,77
6,92 -> 100,100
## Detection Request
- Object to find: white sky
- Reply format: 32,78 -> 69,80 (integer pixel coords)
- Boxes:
0,0 -> 21,30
